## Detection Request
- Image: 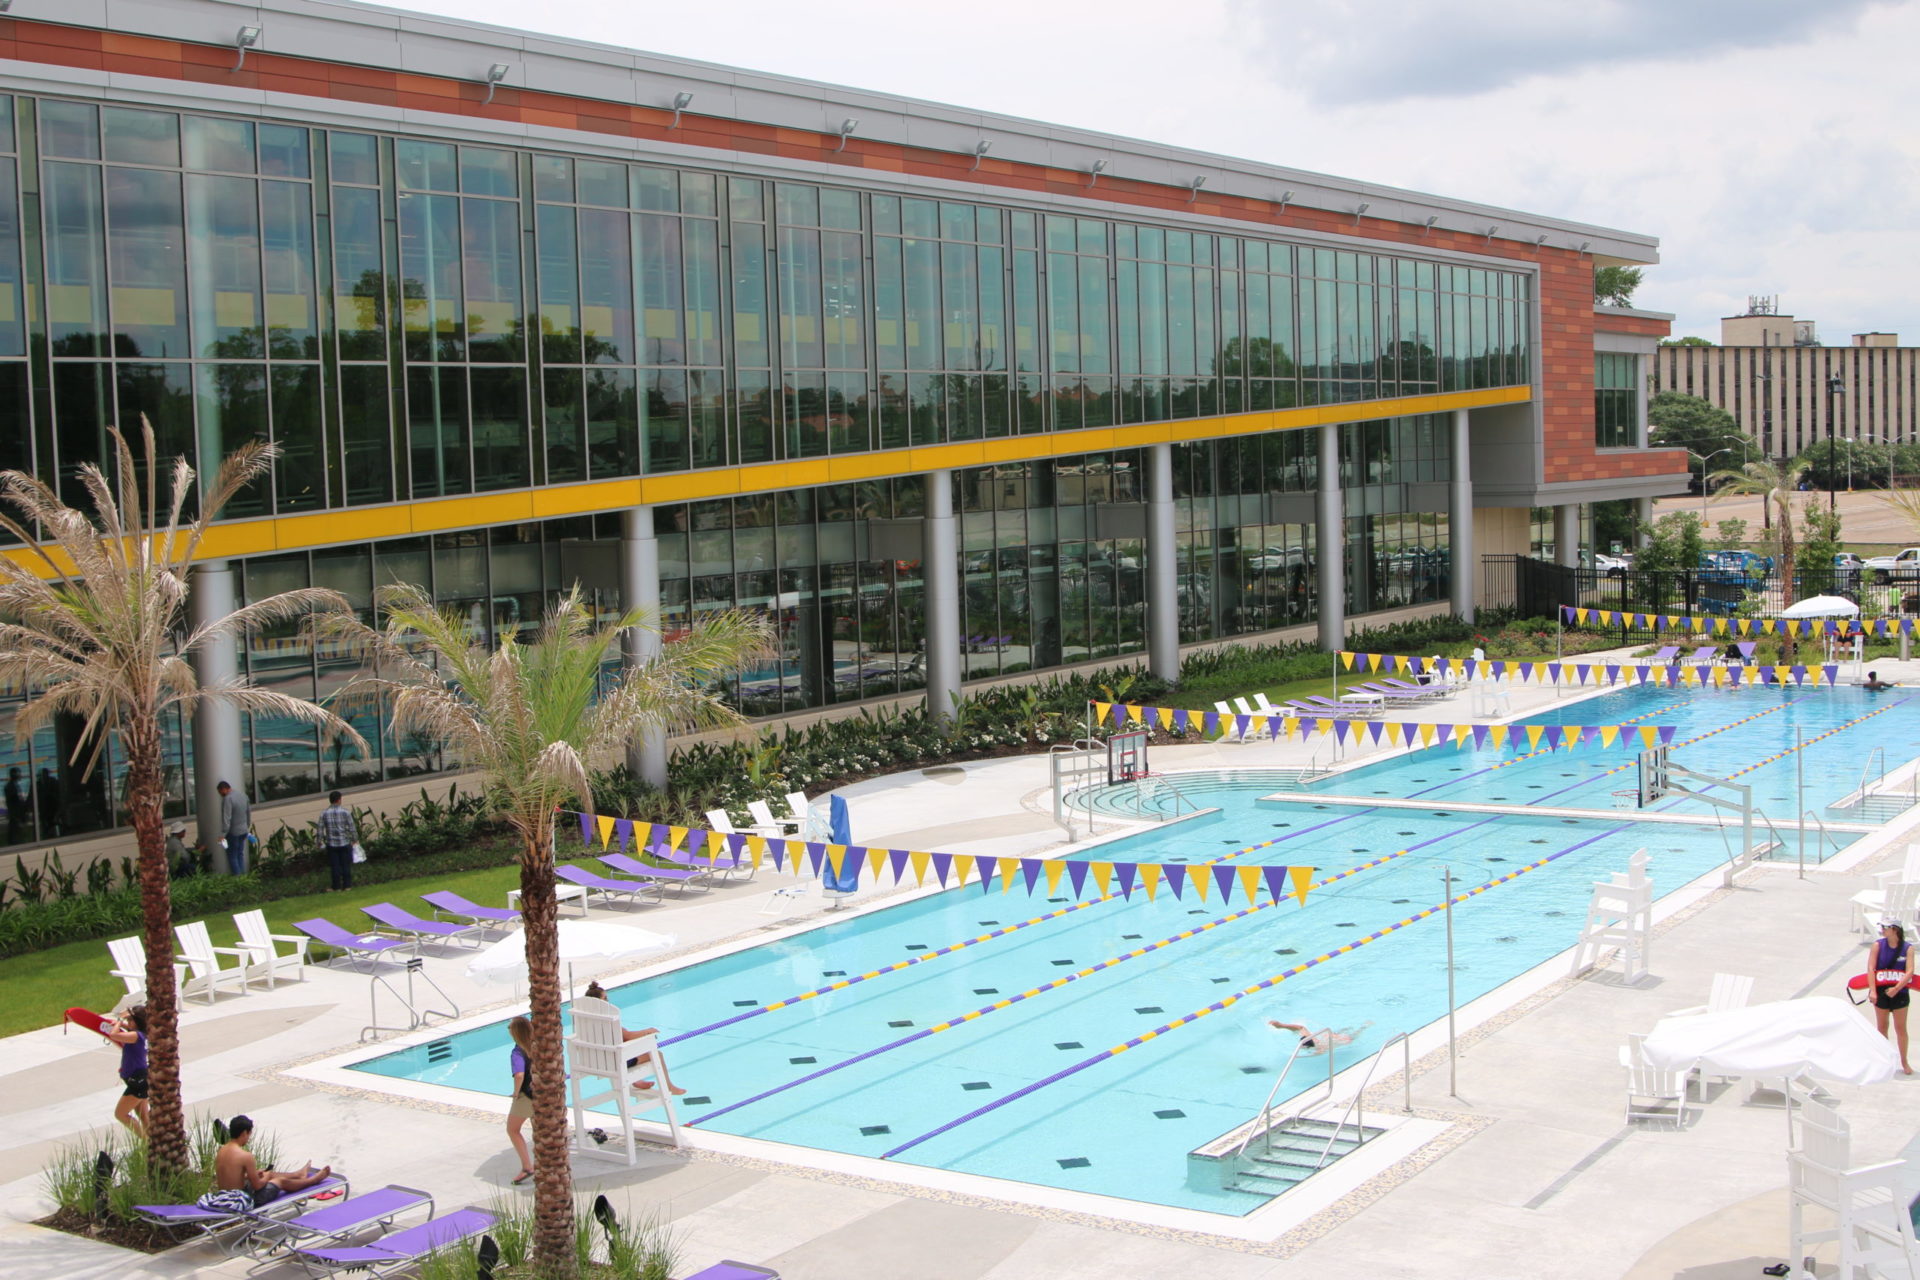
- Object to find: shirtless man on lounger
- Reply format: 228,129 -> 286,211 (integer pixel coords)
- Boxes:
213,1115 -> 331,1207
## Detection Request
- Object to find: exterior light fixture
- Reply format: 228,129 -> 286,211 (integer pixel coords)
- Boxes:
1088,158 -> 1108,187
835,118 -> 859,151
1533,234 -> 1548,248
1577,240 -> 1592,254
232,25 -> 261,71
670,92 -> 694,128
970,140 -> 991,170
1482,224 -> 1500,243
1351,201 -> 1370,226
1421,215 -> 1439,236
482,63 -> 510,105
1276,189 -> 1294,214
1187,176 -> 1206,203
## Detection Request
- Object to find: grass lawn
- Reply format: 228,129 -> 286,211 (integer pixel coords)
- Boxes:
0,861 -> 532,1040
1163,671 -> 1391,714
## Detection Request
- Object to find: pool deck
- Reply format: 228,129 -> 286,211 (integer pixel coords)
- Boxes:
5,649 -> 1920,1279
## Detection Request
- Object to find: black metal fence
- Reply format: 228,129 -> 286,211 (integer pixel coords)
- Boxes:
1481,554 -> 1918,627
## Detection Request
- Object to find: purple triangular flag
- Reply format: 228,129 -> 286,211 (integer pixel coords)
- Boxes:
806,842 -> 826,874
613,818 -> 633,852
1114,863 -> 1136,899
1659,725 -> 1677,744
578,811 -> 592,845
1262,865 -> 1290,905
1212,865 -> 1237,903
1067,860 -> 1089,898
1021,859 -> 1044,894
930,851 -> 953,886
889,848 -> 911,884
978,861 -> 997,894
1543,725 -> 1563,749
1163,865 -> 1187,899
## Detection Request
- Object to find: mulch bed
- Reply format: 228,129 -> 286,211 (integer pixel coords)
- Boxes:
35,1207 -> 181,1254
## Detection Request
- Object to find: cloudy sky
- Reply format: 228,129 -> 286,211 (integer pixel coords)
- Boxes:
409,0 -> 1916,344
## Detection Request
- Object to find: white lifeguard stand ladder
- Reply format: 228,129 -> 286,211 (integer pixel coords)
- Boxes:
565,995 -> 682,1165
1572,848 -> 1654,983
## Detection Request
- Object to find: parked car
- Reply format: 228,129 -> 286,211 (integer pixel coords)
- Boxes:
1864,548 -> 1920,583
1593,553 -> 1630,576
1832,552 -> 1865,587
1247,545 -> 1309,573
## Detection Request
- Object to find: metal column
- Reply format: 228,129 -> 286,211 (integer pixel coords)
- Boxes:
1449,408 -> 1474,622
188,561 -> 243,872
1146,442 -> 1180,682
924,469 -> 962,729
1635,495 -> 1654,549
620,507 -> 668,788
1316,424 -> 1344,650
1554,504 -> 1581,568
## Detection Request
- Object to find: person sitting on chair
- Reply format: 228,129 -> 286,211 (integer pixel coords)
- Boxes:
583,982 -> 685,1095
201,1114 -> 330,1211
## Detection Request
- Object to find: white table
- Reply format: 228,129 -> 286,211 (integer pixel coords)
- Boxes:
507,883 -> 590,917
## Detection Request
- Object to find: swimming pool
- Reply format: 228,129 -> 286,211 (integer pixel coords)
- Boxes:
348,683 -> 1920,1217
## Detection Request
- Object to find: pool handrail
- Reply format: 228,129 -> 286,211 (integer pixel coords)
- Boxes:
1231,1028 -> 1330,1164
1311,1031 -> 1412,1171
1799,809 -> 1845,865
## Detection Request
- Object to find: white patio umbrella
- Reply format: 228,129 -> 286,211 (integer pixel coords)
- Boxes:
1779,595 -> 1860,619
1640,997 -> 1898,1087
465,920 -> 676,991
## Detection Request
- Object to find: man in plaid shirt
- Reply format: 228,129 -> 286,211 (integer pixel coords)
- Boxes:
315,791 -> 359,891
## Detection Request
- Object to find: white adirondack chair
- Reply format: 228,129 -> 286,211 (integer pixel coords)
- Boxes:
1854,849 -> 1920,931
1873,844 -> 1920,890
747,799 -> 799,838
566,995 -> 682,1166
233,909 -> 309,987
1624,1059 -> 1690,1127
1852,880 -> 1920,936
106,935 -> 185,1003
1671,972 -> 1755,1018
1788,1096 -> 1915,1280
1212,701 -> 1249,744
173,920 -> 248,1001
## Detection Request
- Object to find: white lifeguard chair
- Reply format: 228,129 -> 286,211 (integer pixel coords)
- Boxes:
565,996 -> 682,1165
1571,849 -> 1653,983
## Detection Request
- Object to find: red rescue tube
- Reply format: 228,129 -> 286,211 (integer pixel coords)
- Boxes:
65,1007 -> 114,1037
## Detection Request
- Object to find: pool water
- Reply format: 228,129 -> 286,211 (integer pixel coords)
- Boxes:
351,684 -> 1920,1216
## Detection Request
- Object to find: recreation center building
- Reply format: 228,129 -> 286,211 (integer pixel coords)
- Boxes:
0,0 -> 1688,851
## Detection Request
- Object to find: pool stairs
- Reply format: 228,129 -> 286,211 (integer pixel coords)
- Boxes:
1067,768 -> 1325,821
1224,1117 -> 1386,1196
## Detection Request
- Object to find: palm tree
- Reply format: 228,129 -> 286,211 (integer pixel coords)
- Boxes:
322,585 -> 770,1278
0,424 -> 361,1173
1711,457 -> 1810,613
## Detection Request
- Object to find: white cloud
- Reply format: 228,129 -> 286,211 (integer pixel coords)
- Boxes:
399,0 -> 1920,345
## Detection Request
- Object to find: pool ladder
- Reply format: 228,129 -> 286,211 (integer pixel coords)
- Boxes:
1226,1031 -> 1402,1197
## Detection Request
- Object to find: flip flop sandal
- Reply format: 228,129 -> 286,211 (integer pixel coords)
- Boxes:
1761,1265 -> 1790,1277
512,1169 -> 534,1185
314,1189 -> 344,1202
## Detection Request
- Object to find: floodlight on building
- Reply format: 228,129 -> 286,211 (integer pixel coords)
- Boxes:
670,92 -> 694,128
1421,215 -> 1439,236
482,63 -> 510,105
1351,201 -> 1370,226
1187,176 -> 1206,203
1482,224 -> 1500,244
1577,240 -> 1592,254
1276,189 -> 1295,214
970,140 -> 991,170
835,118 -> 859,151
232,25 -> 261,71
1533,234 -> 1548,248
1088,158 -> 1108,187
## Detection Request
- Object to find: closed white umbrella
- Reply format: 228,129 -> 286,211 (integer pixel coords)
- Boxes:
465,920 -> 676,987
1640,996 -> 1897,1086
1779,595 -> 1860,619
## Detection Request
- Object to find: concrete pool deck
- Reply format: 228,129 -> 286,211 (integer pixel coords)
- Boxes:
5,651 -> 1920,1279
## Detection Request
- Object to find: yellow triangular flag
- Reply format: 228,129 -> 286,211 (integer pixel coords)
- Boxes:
1127,703 -> 1145,725
1092,701 -> 1111,723
1044,860 -> 1066,896
596,815 -> 616,849
1418,723 -> 1436,747
1526,725 -> 1546,751
910,850 -> 932,886
1192,865 -> 1211,902
1157,706 -> 1174,731
1238,866 -> 1262,906
1283,715 -> 1300,740
1090,862 -> 1113,896
1140,864 -> 1161,902
663,825 -> 688,851
1600,724 -> 1619,748
1340,651 -> 1357,670
1638,726 -> 1657,748
1489,725 -> 1509,748
1576,607 -> 1590,625
998,857 -> 1020,893
868,847 -> 887,880
1289,865 -> 1314,905
952,854 -> 975,887
826,844 -> 846,876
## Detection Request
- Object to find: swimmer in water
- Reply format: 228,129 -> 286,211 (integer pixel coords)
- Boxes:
1267,1019 -> 1363,1055
1864,670 -> 1897,692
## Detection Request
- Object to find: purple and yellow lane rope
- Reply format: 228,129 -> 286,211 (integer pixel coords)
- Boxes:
879,820 -> 1630,1161
1716,695 -> 1912,782
681,847 -> 1420,1127
662,825 -> 1344,1049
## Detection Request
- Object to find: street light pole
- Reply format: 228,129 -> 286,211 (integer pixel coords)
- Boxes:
1689,447 -> 1732,526
1827,375 -> 1846,514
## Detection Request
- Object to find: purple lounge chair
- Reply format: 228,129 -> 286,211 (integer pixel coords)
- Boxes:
1350,682 -> 1431,703
557,864 -> 664,909
292,918 -> 411,970
242,1184 -> 433,1260
1734,640 -> 1759,663
288,1205 -> 495,1279
132,1174 -> 350,1253
1650,645 -> 1681,664
663,841 -> 755,881
682,1264 -> 782,1280
420,891 -> 521,929
600,851 -> 713,895
361,903 -> 482,949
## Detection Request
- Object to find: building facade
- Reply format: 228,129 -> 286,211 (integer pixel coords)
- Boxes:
0,1 -> 1685,850
1652,307 -> 1920,459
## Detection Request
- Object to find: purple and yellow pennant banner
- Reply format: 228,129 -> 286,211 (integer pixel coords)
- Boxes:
1090,699 -> 1676,752
1562,605 -> 1901,637
563,810 -> 1320,908
1336,649 -> 1843,688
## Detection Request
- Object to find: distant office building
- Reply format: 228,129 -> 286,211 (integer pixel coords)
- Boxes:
1651,297 -> 1920,457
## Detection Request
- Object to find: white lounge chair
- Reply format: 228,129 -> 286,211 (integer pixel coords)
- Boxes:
1851,879 -> 1920,936
1212,700 -> 1249,744
232,909 -> 310,987
567,995 -> 682,1165
106,935 -> 186,1003
174,920 -> 249,1001
1624,1059 -> 1690,1127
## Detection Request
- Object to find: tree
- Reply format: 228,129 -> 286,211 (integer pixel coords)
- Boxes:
1648,392 -> 1758,485
1796,436 -> 1889,492
1711,457 -> 1810,612
1594,266 -> 1643,308
1633,510 -> 1704,578
0,425 -> 360,1174
1660,336 -> 1714,347
323,587 -> 771,1278
1712,518 -> 1749,551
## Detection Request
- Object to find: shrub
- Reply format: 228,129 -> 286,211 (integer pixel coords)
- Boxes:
413,1194 -> 679,1280
40,1117 -> 280,1250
